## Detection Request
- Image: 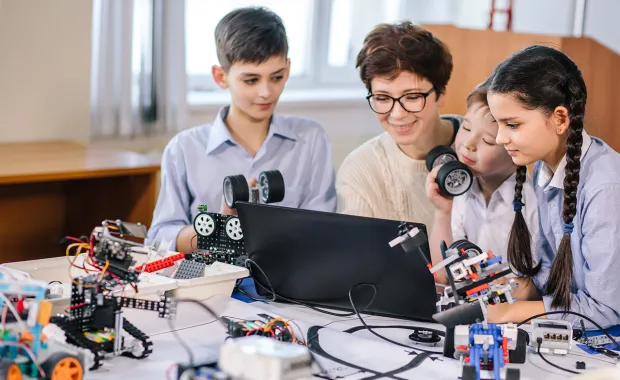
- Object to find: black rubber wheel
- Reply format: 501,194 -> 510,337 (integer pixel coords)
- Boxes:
506,367 -> 520,380
259,170 -> 285,203
443,326 -> 455,358
235,255 -> 248,267
0,358 -> 21,380
436,160 -> 473,197
223,174 -> 249,209
449,240 -> 482,256
509,328 -> 528,364
462,365 -> 477,380
426,145 -> 458,171
41,351 -> 84,380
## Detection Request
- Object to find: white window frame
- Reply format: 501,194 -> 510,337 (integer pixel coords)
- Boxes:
185,0 -> 378,96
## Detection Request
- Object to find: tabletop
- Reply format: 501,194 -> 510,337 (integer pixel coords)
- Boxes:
68,293 -> 620,380
0,141 -> 160,184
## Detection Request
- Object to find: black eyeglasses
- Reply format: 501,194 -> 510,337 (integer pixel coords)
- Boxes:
366,87 -> 436,114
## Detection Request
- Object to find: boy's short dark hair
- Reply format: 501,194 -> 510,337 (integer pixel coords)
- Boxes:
215,6 -> 288,71
356,21 -> 452,95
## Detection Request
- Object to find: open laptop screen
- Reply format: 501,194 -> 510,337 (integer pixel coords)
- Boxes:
236,202 -> 437,322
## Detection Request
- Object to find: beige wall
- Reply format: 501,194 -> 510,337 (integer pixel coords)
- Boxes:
0,0 -> 92,143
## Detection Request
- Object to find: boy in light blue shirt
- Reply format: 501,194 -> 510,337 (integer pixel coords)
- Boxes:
148,7 -> 337,252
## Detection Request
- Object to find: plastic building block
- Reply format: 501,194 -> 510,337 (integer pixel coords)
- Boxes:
134,252 -> 185,273
173,260 -> 207,280
576,361 -> 586,370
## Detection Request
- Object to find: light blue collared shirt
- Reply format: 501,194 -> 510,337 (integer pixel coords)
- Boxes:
148,105 -> 337,249
531,130 -> 620,328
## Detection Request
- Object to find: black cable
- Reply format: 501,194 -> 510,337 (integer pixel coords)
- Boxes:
190,234 -> 197,253
359,352 -> 433,380
347,283 -> 440,355
536,338 -> 580,375
233,284 -> 270,303
307,326 -> 401,380
517,311 -> 620,350
245,259 -> 376,317
167,298 -> 228,365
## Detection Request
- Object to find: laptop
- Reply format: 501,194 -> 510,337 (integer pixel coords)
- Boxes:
235,202 -> 437,322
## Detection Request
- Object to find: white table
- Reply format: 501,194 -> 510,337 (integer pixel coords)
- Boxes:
76,295 -> 620,380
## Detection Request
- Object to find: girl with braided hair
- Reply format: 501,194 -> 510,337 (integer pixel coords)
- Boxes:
486,45 -> 620,328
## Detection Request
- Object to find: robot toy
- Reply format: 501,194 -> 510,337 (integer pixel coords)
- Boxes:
50,220 -> 176,370
390,229 -> 527,380
193,169 -> 285,266
0,271 -> 92,379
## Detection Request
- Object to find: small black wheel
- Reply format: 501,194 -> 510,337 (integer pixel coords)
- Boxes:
258,170 -> 285,203
449,240 -> 482,257
223,174 -> 250,209
235,255 -> 248,267
509,328 -> 528,364
41,351 -> 84,380
426,145 -> 458,172
461,365 -> 477,380
193,213 -> 216,237
408,328 -> 441,345
506,367 -> 520,380
436,160 -> 473,197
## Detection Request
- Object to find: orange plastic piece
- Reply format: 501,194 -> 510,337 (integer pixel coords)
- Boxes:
20,331 -> 33,343
6,362 -> 21,380
50,357 -> 83,380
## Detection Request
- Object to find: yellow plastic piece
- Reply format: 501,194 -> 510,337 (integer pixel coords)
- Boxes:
37,300 -> 52,326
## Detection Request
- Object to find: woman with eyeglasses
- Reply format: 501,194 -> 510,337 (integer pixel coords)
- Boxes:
336,21 -> 461,227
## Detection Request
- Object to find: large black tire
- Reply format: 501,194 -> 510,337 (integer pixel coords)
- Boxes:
426,145 -> 458,171
223,174 -> 249,209
509,328 -> 529,364
259,170 -> 285,203
436,160 -> 473,197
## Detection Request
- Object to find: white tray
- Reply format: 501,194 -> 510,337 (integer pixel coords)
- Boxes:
173,261 -> 249,300
2,255 -> 250,309
1,256 -> 178,314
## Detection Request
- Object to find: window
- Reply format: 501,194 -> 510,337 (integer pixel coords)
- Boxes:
185,0 -> 406,95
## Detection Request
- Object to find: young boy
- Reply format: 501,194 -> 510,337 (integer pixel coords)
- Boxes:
148,7 -> 337,252
425,80 -> 538,283
336,22 -> 461,228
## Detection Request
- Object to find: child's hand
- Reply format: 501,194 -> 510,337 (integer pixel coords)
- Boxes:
220,177 -> 257,215
425,165 -> 453,215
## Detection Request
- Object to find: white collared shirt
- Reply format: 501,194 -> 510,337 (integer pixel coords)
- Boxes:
537,130 -> 593,190
451,171 -> 539,261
